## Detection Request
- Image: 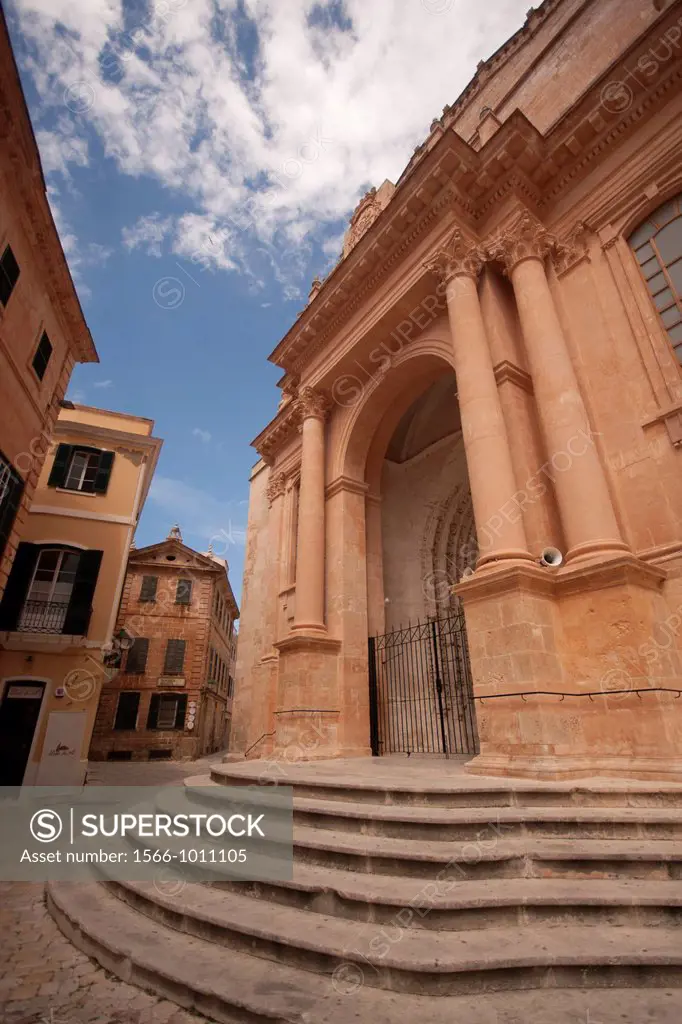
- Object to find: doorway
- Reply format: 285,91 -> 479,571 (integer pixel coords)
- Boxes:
368,611 -> 478,756
0,681 -> 45,785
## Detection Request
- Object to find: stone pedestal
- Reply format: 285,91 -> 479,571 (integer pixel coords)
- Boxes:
459,556 -> 682,780
272,632 -> 343,760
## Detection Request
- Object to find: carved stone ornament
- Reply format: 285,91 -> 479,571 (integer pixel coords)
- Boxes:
486,211 -> 556,274
553,221 -> 591,277
423,228 -> 486,285
266,471 -> 286,506
295,386 -> 332,423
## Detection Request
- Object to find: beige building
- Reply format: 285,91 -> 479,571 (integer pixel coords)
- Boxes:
0,6 -> 97,601
0,404 -> 161,785
89,528 -> 239,762
232,0 -> 682,781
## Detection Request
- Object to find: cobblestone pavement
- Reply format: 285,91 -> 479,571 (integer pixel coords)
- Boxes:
0,754 -> 227,1024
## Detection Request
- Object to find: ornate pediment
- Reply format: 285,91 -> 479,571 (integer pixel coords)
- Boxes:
342,180 -> 396,259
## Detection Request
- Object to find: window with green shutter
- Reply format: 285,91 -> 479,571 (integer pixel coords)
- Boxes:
163,638 -> 186,675
147,693 -> 187,730
139,576 -> 158,602
126,638 -> 149,674
175,578 -> 192,604
0,451 -> 24,564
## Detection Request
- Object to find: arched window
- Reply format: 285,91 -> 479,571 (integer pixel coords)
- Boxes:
629,194 -> 682,365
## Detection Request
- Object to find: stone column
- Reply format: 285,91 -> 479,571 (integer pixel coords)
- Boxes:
426,230 -> 532,569
292,387 -> 329,632
490,213 -> 628,564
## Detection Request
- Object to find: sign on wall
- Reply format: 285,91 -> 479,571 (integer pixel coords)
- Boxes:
35,711 -> 87,786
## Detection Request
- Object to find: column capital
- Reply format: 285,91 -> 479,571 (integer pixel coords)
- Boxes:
424,228 -> 486,285
266,471 -> 286,507
487,211 -> 556,274
295,386 -> 332,423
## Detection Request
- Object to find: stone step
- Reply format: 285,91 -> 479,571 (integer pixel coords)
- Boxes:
289,826 -> 682,879
45,880 -> 682,1024
207,863 -> 682,929
184,778 -> 682,840
210,763 -> 682,808
79,875 -> 682,996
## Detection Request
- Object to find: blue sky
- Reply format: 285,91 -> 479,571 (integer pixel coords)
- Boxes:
5,0 -> 531,603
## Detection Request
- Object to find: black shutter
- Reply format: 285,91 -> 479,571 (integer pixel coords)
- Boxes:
63,549 -> 103,636
114,692 -> 140,730
0,467 -> 24,562
93,451 -> 115,494
163,639 -> 186,675
147,693 -> 161,729
175,578 -> 192,604
0,542 -> 39,630
48,445 -> 72,488
126,637 -> 149,674
174,694 -> 188,729
139,575 -> 158,601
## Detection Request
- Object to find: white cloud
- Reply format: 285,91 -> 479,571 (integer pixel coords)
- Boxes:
122,214 -> 174,258
13,0 -> 533,296
148,475 -> 247,548
192,427 -> 212,443
93,379 -> 113,388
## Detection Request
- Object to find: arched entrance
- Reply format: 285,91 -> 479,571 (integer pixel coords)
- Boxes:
335,341 -> 479,758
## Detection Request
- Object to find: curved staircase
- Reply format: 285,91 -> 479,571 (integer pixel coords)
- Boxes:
48,759 -> 682,1023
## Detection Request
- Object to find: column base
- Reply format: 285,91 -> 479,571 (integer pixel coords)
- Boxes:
565,538 -> 631,565
477,549 -> 535,570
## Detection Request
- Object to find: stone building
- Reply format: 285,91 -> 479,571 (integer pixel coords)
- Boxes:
0,403 -> 161,785
233,0 -> 682,780
0,6 -> 98,601
89,527 -> 239,762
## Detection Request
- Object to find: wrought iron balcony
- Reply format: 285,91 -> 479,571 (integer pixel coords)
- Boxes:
16,600 -> 91,635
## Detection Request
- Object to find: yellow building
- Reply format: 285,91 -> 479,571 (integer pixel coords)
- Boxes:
0,402 -> 162,785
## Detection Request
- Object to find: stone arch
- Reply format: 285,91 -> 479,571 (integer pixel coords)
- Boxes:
332,330 -> 456,488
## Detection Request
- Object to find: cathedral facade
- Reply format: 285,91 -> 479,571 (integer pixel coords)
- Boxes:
232,0 -> 682,780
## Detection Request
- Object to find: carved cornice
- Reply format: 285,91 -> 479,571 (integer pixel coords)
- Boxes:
486,210 -> 556,274
423,228 -> 485,284
295,386 -> 332,423
266,471 -> 286,506
252,398 -> 302,465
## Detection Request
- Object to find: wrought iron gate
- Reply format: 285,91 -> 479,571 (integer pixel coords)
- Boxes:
368,611 -> 479,756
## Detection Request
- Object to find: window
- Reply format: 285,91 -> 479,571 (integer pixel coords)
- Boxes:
228,676 -> 234,698
48,444 -> 115,494
147,693 -> 187,730
114,692 -> 140,730
0,542 -> 102,635
175,578 -> 192,604
629,194 -> 682,364
20,548 -> 80,632
126,638 -> 149,675
139,575 -> 158,602
32,332 -> 53,381
163,638 -> 186,675
0,450 -> 24,563
0,244 -> 20,307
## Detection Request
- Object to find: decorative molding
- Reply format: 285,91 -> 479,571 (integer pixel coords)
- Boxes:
553,221 -> 591,277
266,471 -> 286,507
642,401 -> 682,449
325,476 -> 369,501
493,360 -> 534,394
28,505 -> 134,526
295,386 -> 332,423
486,210 -> 556,273
423,228 -> 485,284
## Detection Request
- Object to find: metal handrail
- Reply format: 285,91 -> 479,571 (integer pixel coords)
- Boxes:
477,687 -> 682,702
